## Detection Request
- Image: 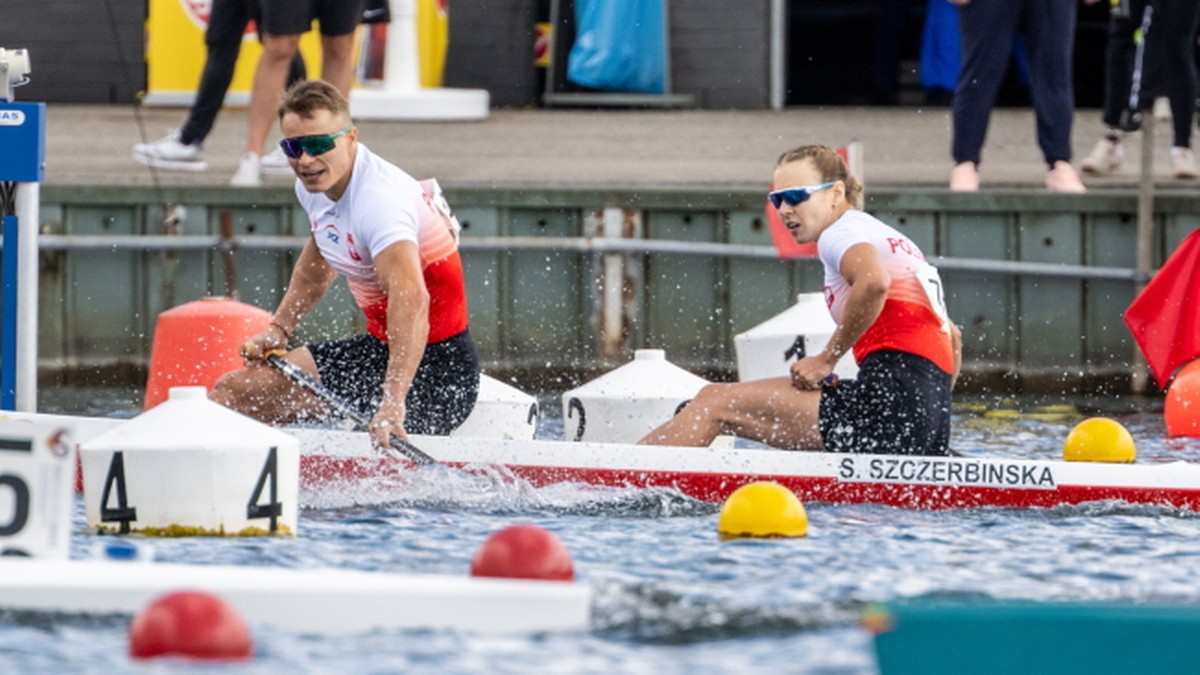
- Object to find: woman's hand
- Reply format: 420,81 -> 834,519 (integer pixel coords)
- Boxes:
790,355 -> 836,391
369,393 -> 409,450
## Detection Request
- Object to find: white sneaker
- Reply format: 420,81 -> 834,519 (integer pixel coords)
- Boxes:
1172,147 -> 1197,179
1154,96 -> 1172,121
1080,138 -> 1123,175
261,147 -> 294,176
132,130 -> 208,171
230,152 -> 263,187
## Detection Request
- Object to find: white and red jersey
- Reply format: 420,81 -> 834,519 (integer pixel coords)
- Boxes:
295,144 -> 468,344
818,210 -> 953,373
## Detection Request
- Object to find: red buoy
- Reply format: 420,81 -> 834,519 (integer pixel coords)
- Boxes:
469,524 -> 575,581
1166,359 -> 1200,437
144,297 -> 272,409
129,590 -> 252,661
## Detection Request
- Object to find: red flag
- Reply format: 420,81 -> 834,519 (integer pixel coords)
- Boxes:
1123,228 -> 1200,388
766,143 -> 862,259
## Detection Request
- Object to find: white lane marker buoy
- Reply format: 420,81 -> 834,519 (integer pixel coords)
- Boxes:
79,386 -> 300,537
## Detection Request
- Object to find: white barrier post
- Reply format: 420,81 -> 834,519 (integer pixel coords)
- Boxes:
349,0 -> 490,120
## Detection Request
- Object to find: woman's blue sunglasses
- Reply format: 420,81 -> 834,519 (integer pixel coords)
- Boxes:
768,182 -> 836,209
279,125 -> 354,159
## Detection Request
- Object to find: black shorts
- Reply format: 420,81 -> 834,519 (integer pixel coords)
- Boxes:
308,329 -> 480,435
260,0 -> 367,36
818,350 -> 952,456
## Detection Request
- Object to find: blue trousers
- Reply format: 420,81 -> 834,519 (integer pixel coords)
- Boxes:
951,0 -> 1077,167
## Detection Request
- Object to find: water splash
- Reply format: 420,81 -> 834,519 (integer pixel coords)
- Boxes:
301,461 -> 714,519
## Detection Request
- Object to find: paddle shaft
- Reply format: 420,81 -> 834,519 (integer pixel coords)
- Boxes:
266,354 -> 437,465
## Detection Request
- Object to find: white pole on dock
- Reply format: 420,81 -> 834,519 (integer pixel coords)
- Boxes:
769,0 -> 785,111
13,182 -> 37,411
349,0 -> 489,120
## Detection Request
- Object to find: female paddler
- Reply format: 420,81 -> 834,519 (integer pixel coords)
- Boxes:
640,144 -> 962,455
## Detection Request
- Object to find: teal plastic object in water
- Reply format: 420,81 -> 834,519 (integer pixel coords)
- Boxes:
870,601 -> 1200,675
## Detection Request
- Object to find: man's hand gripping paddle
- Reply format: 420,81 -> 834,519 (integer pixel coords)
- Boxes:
265,353 -> 438,466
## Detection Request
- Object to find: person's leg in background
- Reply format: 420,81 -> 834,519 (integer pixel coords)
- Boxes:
253,1 -> 310,176
132,0 -> 253,171
1126,0 -> 1200,178
1022,0 -> 1085,192
1160,0 -> 1200,177
312,0 -> 367,97
1082,0 -> 1142,175
950,0 -> 1020,191
233,0 -> 312,187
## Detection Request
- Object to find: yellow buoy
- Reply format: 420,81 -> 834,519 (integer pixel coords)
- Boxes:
1062,417 -> 1136,463
718,481 -> 808,540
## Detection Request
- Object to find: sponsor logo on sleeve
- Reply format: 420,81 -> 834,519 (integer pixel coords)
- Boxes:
837,456 -> 1056,490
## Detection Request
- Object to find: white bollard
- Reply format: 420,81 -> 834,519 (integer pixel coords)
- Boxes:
453,374 -> 539,441
735,293 -> 860,383
79,387 -> 300,537
349,0 -> 489,120
562,349 -> 709,444
0,417 -> 76,558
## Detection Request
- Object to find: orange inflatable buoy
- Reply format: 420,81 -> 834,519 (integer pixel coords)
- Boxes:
1165,359 -> 1200,438
143,297 -> 272,409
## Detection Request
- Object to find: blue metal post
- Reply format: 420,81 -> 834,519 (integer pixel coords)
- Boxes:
0,100 -> 46,412
1,214 -> 17,409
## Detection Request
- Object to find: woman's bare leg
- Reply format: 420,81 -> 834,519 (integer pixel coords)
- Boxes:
638,377 -> 824,449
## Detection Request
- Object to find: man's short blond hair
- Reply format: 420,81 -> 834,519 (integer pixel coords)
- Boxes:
278,79 -> 351,123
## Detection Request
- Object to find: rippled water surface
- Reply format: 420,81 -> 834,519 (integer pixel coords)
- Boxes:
6,392 -> 1200,673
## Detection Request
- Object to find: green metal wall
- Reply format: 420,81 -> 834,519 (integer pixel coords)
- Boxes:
28,185 -> 1200,392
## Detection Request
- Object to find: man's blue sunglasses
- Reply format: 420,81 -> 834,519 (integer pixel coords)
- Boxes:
279,124 -> 354,159
768,182 -> 837,209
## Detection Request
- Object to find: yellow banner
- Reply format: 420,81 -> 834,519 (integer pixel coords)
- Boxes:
146,0 -> 452,104
144,0 -> 326,105
416,0 -> 448,87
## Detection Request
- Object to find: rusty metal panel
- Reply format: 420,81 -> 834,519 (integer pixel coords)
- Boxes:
941,212 -> 1017,368
504,208 -> 586,367
207,207 -> 290,310
726,210 -> 799,338
35,203 -> 66,363
61,205 -> 147,362
643,210 -> 725,370
1164,213 -> 1200,262
456,206 -> 502,360
1018,213 -> 1084,370
1086,212 -> 1137,370
140,203 -> 211,323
